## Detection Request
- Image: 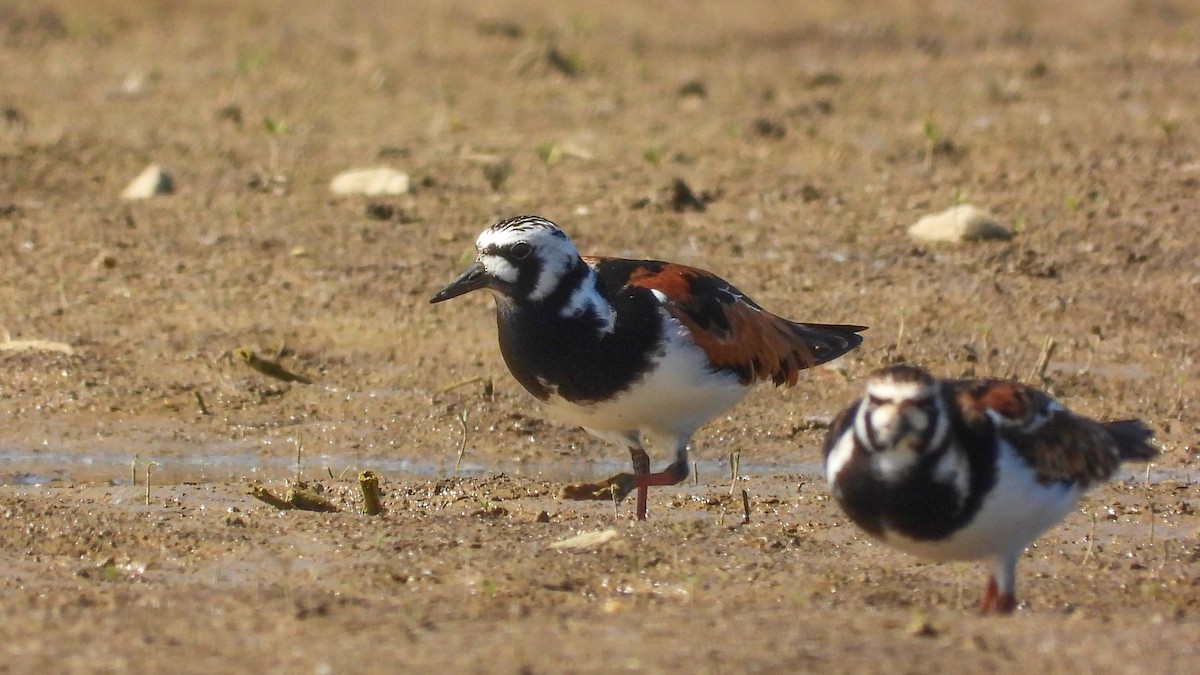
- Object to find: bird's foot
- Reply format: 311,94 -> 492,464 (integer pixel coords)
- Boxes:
980,577 -> 1017,615
561,473 -> 636,503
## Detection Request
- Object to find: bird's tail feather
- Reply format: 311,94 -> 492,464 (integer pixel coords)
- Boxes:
1103,419 -> 1158,462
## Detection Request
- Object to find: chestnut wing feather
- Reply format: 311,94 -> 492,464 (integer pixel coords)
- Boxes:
588,257 -> 864,386
953,379 -> 1156,487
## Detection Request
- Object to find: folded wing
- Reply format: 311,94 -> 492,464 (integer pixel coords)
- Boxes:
589,257 -> 865,386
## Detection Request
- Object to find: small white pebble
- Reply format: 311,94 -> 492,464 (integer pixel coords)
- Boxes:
120,164 -> 174,200
908,204 -> 1010,243
330,167 -> 410,196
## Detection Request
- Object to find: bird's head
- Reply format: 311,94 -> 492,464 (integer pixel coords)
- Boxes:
430,215 -> 582,307
856,363 -> 944,454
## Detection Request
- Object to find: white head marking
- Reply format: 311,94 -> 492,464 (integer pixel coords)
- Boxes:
479,253 -> 518,284
853,366 -> 944,478
475,217 -> 581,302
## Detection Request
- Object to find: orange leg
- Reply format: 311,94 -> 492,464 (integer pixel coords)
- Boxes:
630,448 -> 650,520
628,461 -> 690,520
560,453 -> 689,521
995,591 -> 1016,614
980,576 -> 1017,615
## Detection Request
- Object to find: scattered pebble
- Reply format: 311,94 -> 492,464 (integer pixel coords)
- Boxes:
549,528 -> 618,551
908,204 -> 1011,243
330,167 -> 410,196
120,164 -> 174,200
118,71 -> 146,96
0,338 -> 75,355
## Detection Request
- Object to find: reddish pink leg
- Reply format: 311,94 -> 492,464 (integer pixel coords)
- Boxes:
980,576 -> 1017,615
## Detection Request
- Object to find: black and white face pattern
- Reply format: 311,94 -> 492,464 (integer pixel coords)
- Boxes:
855,365 -> 948,459
475,216 -> 582,304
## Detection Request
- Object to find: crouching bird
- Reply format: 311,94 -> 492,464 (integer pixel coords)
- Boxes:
824,363 -> 1158,613
431,215 -> 865,519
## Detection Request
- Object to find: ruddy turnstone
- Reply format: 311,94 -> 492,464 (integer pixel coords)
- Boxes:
431,215 -> 866,519
824,363 -> 1158,614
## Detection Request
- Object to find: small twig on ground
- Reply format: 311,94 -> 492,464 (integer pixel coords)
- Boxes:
294,434 -> 304,484
56,266 -> 69,314
144,461 -> 159,506
729,450 -> 741,495
249,482 -> 293,510
1081,511 -> 1098,567
1029,335 -> 1057,382
1145,463 -> 1156,548
285,485 -> 340,512
693,461 -> 698,487
194,391 -> 210,416
1167,377 -> 1186,420
234,347 -> 312,384
454,411 -> 469,476
1081,334 -> 1099,374
358,470 -> 384,516
956,565 -> 965,610
437,375 -> 487,395
741,489 -> 751,525
1157,540 -> 1170,581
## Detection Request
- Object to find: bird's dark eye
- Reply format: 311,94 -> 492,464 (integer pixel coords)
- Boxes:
511,242 -> 532,260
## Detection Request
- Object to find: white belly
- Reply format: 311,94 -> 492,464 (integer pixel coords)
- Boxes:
543,323 -> 747,450
884,442 -> 1080,561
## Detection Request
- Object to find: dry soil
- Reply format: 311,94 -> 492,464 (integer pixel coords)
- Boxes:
2,1 -> 1199,673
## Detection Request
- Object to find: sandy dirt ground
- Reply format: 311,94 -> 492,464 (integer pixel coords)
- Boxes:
2,0 -> 1200,672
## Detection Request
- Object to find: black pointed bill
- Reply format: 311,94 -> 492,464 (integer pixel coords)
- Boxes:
430,261 -> 489,303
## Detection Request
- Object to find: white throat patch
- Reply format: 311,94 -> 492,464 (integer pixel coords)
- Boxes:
559,278 -> 616,334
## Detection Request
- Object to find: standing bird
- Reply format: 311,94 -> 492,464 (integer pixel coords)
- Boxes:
431,215 -> 865,519
824,363 -> 1158,614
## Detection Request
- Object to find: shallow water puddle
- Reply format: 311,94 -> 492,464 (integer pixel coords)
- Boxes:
0,443 -> 830,488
